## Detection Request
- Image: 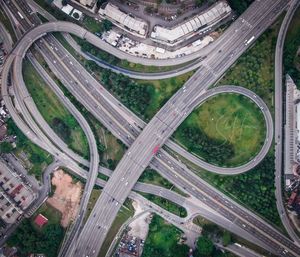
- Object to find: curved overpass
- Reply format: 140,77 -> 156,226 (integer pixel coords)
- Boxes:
169,85 -> 273,175
274,0 -> 300,245
1,1 -> 297,255
3,19 -> 272,178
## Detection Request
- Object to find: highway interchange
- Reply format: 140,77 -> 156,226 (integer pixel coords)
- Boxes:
0,0 -> 299,256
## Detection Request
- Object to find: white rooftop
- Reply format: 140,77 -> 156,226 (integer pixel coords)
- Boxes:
99,3 -> 148,36
151,1 -> 231,43
61,4 -> 74,15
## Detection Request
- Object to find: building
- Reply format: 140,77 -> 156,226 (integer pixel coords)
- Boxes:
0,161 -> 37,224
99,3 -> 148,38
151,1 -> 232,46
288,191 -> 298,206
74,0 -> 96,9
34,214 -> 48,228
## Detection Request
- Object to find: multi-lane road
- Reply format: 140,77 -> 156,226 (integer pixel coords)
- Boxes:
274,0 -> 300,245
68,0 -> 299,256
1,0 -> 298,255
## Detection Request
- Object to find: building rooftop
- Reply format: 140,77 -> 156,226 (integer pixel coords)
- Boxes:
34,214 -> 48,228
99,3 -> 148,37
151,1 -> 231,44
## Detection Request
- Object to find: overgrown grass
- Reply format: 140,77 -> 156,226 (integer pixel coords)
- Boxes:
6,119 -> 53,180
174,93 -> 266,166
23,59 -> 89,158
141,214 -> 189,257
137,72 -> 194,120
216,19 -> 282,112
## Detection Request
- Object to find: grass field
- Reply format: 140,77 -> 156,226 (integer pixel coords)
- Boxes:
23,59 -> 89,158
193,215 -> 276,257
141,214 -> 189,257
175,93 -> 266,166
182,19 -> 285,228
138,169 -> 187,196
35,203 -> 62,228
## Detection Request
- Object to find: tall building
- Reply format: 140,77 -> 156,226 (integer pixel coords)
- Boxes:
74,0 -> 96,8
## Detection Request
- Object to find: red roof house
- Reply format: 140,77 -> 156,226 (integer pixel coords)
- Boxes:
34,214 -> 48,228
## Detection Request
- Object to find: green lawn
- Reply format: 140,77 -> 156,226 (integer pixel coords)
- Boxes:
141,215 -> 189,257
23,59 -> 89,158
193,215 -> 275,257
82,16 -> 101,34
175,93 -> 266,166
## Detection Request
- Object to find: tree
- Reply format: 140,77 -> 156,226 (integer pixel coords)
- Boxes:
195,0 -> 204,7
0,142 -> 14,153
73,12 -> 79,19
62,0 -> 69,6
196,236 -> 214,256
99,19 -> 113,33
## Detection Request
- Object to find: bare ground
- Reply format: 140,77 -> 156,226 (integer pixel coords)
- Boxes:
128,200 -> 151,240
47,169 -> 83,227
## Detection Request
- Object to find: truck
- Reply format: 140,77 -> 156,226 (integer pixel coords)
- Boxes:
17,11 -> 24,19
245,36 -> 255,46
152,145 -> 160,155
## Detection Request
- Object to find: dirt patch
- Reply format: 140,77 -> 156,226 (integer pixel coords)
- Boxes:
47,169 -> 82,227
128,200 -> 151,240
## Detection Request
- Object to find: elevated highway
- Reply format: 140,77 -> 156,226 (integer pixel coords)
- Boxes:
1,0 -> 298,256
274,0 -> 300,245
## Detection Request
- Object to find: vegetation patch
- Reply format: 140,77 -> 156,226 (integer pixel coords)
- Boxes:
284,6 -> 300,87
77,37 -> 193,73
7,203 -> 64,257
23,59 -> 89,158
0,6 -> 16,42
188,20 -> 284,229
141,193 -> 187,218
141,215 -> 189,257
216,20 -> 282,111
6,119 -> 53,180
139,169 -> 186,196
175,93 -> 265,166
198,153 -> 283,228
